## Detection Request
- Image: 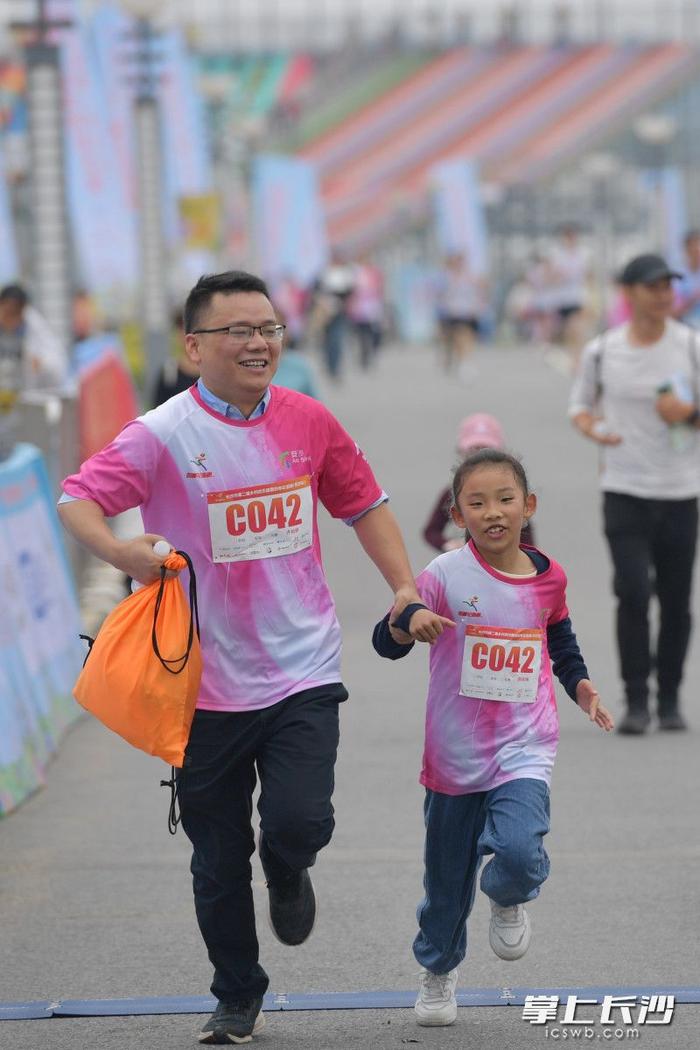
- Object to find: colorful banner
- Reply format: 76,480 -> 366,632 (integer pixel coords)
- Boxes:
54,0 -> 138,298
430,157 -> 489,276
251,154 -> 328,287
0,139 -> 18,283
179,194 -> 221,252
0,443 -> 84,816
73,335 -> 139,460
390,263 -> 439,343
159,29 -> 214,242
0,61 -> 27,133
50,3 -> 214,299
91,4 -> 139,228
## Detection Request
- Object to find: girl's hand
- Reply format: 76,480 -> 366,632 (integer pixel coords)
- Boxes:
575,679 -> 614,731
388,623 -> 413,645
406,608 -> 456,644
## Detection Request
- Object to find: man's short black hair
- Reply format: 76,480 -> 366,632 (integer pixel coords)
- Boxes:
0,283 -> 29,307
184,271 -> 270,334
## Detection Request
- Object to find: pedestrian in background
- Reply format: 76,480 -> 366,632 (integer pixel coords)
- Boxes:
569,253 -> 700,734
150,310 -> 200,408
0,283 -> 67,392
546,224 -> 590,361
313,252 -> 356,380
435,251 -> 487,379
271,304 -> 321,399
348,253 -> 386,370
423,413 -> 535,552
673,229 -> 700,328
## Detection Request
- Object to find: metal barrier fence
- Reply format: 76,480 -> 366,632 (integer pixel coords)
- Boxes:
13,392 -> 86,589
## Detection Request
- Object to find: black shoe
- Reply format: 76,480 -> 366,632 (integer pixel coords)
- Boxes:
617,710 -> 651,735
259,830 -> 317,946
266,867 -> 316,946
198,998 -> 265,1044
658,710 -> 688,731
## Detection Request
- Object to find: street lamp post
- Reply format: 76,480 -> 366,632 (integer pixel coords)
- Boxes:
10,0 -> 73,353
584,152 -> 623,327
122,0 -> 169,400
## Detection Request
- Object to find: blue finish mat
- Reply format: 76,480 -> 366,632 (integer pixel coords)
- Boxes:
0,1002 -> 56,1021
2,986 -> 699,1020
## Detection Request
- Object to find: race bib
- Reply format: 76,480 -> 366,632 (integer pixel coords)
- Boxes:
460,624 -> 542,703
207,476 -> 313,563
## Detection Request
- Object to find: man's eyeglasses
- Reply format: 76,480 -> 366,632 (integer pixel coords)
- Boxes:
191,323 -> 286,343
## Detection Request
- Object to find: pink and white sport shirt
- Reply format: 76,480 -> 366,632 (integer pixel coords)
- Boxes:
63,385 -> 383,711
416,540 -> 569,795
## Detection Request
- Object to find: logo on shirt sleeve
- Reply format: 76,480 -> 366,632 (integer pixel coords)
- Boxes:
186,451 -> 213,479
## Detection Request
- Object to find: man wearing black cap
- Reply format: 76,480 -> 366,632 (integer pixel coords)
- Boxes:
568,253 -> 700,734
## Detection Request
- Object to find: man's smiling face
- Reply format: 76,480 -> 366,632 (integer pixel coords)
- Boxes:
185,291 -> 282,416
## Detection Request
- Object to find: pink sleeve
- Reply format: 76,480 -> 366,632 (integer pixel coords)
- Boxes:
62,420 -> 163,516
546,562 -> 570,625
316,410 -> 383,520
416,566 -> 450,617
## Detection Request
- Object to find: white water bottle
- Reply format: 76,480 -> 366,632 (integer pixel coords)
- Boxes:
131,539 -> 172,592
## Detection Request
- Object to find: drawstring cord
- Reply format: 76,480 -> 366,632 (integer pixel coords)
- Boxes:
160,767 -> 181,835
151,550 -> 200,673
152,552 -> 199,835
79,634 -> 95,666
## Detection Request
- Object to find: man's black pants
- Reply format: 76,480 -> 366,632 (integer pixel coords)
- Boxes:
603,492 -> 698,711
177,684 -> 346,1001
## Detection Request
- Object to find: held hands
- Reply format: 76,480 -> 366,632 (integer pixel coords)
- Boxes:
575,679 -> 614,731
389,606 -> 456,645
392,584 -> 424,613
114,534 -> 178,584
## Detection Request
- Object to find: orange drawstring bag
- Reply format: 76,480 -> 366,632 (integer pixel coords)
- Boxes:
74,550 -> 201,769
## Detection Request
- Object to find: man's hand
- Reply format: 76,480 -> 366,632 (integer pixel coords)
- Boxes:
655,391 -> 696,425
575,679 -> 614,731
113,534 -> 178,584
392,584 -> 423,617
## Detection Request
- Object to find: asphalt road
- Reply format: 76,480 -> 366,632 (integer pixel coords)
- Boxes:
1,341 -> 699,1050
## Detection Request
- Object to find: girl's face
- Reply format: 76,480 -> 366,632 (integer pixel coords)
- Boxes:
451,463 -> 536,560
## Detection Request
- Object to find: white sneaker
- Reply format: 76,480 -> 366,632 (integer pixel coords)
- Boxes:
414,967 -> 458,1026
489,900 -> 531,960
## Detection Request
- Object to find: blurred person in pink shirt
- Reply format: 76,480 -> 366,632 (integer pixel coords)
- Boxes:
348,254 -> 386,370
423,413 -> 535,552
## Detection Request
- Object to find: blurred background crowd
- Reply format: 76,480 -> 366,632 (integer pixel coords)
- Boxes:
3,1 -> 700,406
4,0 -> 700,805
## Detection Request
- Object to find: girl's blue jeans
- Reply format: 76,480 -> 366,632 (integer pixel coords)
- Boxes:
413,777 -> 551,974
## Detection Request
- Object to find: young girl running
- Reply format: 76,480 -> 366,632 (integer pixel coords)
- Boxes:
372,448 -> 613,1029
